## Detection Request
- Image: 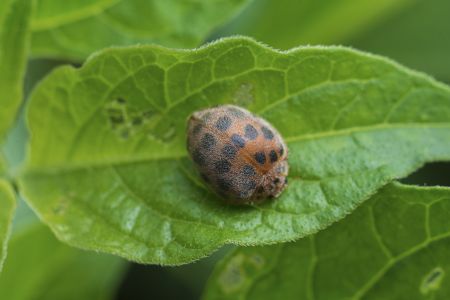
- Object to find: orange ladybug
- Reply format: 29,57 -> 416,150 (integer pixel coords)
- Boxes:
186,105 -> 288,204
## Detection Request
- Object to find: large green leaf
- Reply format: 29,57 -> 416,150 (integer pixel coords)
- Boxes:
0,222 -> 126,299
0,0 -> 33,142
216,0 -> 414,49
203,183 -> 450,299
19,37 -> 450,265
0,180 -> 16,272
30,0 -> 249,60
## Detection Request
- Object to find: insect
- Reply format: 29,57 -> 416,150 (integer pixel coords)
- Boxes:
186,105 -> 288,204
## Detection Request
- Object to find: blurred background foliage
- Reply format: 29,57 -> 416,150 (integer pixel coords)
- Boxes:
216,0 -> 450,83
1,0 -> 449,299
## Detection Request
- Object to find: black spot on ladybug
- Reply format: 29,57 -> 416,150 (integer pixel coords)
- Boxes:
242,165 -> 256,176
193,124 -> 202,135
215,116 -> 232,131
201,133 -> 216,150
231,134 -> 246,148
243,179 -> 257,191
254,152 -> 266,165
269,150 -> 278,163
244,124 -> 258,140
214,160 -> 231,174
222,144 -> 237,159
261,126 -> 274,140
217,177 -> 232,191
192,149 -> 205,165
273,178 -> 280,184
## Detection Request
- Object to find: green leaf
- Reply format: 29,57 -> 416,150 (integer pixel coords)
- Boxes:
0,155 -> 6,175
0,0 -> 31,266
349,0 -> 450,82
0,180 -> 16,272
19,37 -> 450,265
0,0 -> 33,142
30,0 -> 250,60
0,223 -> 126,300
216,0 -> 414,49
203,183 -> 450,299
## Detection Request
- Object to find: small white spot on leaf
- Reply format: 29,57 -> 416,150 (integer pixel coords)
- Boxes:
420,266 -> 444,295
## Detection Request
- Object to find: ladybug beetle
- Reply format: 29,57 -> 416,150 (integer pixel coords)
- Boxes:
186,105 -> 288,204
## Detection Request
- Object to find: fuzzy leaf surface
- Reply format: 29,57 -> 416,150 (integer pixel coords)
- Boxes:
20,38 -> 450,264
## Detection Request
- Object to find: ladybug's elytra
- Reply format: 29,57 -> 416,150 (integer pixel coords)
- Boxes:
186,105 -> 288,204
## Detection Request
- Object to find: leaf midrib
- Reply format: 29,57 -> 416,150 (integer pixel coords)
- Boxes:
285,122 -> 450,143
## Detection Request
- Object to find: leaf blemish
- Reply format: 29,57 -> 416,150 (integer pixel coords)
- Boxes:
121,128 -> 130,140
162,125 -> 176,142
132,117 -> 143,126
249,254 -> 265,268
105,99 -> 176,143
105,98 -> 128,130
233,82 -> 254,106
106,108 -> 125,123
116,97 -> 127,105
52,197 -> 69,215
218,254 -> 247,294
420,266 -> 445,295
105,98 -> 151,139
142,110 -> 155,120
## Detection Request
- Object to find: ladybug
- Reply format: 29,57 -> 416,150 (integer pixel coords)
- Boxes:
186,105 -> 288,204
